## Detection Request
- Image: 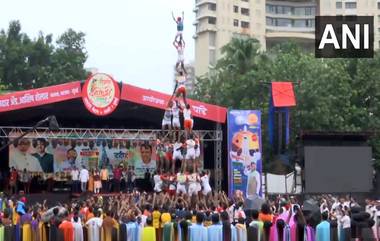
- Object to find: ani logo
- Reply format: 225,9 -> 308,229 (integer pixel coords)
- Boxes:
82,73 -> 120,116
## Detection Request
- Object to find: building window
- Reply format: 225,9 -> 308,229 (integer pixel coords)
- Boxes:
336,2 -> 342,9
378,15 -> 380,22
208,17 -> 216,24
276,18 -> 292,27
241,0 -> 249,2
276,6 -> 292,15
209,32 -> 216,46
209,49 -> 216,66
233,19 -> 239,27
294,7 -> 305,16
307,19 -> 315,28
266,17 -> 274,26
378,27 -> 380,33
241,8 -> 250,16
234,5 -> 239,13
294,19 -> 307,28
305,7 -> 315,15
345,2 -> 357,9
208,3 -> 216,11
378,2 -> 380,9
266,4 -> 275,13
241,21 -> 250,28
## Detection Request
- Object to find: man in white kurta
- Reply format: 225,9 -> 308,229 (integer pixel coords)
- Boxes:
244,162 -> 261,200
9,139 -> 43,172
86,212 -> 103,241
72,216 -> 83,241
79,166 -> 89,192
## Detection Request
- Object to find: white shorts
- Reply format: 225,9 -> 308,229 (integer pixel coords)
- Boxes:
186,149 -> 195,160
162,119 -> 171,126
178,54 -> 184,62
202,186 -> 211,195
176,31 -> 183,37
195,148 -> 200,158
188,183 -> 198,196
173,151 -> 183,161
172,118 -> 181,128
176,183 -> 187,194
154,184 -> 162,193
169,184 -> 176,191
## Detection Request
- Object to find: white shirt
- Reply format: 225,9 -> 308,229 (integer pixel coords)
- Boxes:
71,169 -> 79,181
244,169 -> 261,199
134,159 -> 156,179
172,104 -> 180,119
183,109 -> 191,120
186,139 -> 195,151
86,217 -> 103,241
177,173 -> 186,184
79,168 -> 89,182
72,221 -> 84,241
10,149 -> 43,172
340,215 -> 350,229
201,175 -> 211,190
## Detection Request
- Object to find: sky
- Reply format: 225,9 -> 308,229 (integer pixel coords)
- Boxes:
0,0 -> 195,94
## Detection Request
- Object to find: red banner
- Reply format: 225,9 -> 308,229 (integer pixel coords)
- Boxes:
0,82 -> 82,112
121,84 -> 227,123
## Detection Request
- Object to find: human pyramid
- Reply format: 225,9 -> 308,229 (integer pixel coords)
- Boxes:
153,11 -> 212,197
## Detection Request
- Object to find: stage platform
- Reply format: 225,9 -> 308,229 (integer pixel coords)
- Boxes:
14,192 -> 126,206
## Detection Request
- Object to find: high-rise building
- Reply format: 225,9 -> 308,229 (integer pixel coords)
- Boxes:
194,0 -> 380,77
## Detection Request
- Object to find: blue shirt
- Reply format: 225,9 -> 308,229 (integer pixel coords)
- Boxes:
208,224 -> 222,241
190,223 -> 207,241
316,221 -> 331,241
177,22 -> 184,31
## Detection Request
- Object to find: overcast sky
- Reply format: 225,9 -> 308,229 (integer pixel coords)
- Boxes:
0,0 -> 195,94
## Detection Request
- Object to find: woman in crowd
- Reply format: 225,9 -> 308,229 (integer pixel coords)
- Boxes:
0,192 -> 374,241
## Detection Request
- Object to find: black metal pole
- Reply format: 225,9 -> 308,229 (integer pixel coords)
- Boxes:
0,116 -> 53,152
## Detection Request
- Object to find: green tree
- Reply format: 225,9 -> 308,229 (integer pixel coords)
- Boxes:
193,37 -> 380,170
0,21 -> 88,90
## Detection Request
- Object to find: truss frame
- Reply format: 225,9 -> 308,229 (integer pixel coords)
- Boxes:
0,126 -> 223,142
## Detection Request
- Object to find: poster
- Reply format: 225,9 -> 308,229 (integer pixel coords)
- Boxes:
9,137 -> 204,179
228,110 -> 262,199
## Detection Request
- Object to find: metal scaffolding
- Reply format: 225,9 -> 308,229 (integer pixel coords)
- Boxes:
214,123 -> 223,191
0,126 -> 223,142
0,126 -> 225,187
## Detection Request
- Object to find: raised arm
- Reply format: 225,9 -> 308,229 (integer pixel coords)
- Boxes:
182,11 -> 184,22
172,11 -> 177,22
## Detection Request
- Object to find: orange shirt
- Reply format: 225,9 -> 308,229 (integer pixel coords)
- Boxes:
259,213 -> 273,222
59,220 -> 74,241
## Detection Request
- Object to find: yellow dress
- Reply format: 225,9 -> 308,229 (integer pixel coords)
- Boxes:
22,223 -> 32,241
160,213 -> 171,228
38,222 -> 47,241
152,211 -> 161,229
142,226 -> 156,241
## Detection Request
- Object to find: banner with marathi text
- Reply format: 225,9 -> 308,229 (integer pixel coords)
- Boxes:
9,137 -> 204,179
228,110 -> 262,199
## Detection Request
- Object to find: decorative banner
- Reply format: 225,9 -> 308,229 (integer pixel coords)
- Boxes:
121,84 -> 227,123
228,110 -> 262,199
9,136 -> 204,179
82,73 -> 120,116
0,82 -> 81,112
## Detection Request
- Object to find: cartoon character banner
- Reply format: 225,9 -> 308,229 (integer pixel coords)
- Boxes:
9,137 -> 204,179
228,110 -> 262,199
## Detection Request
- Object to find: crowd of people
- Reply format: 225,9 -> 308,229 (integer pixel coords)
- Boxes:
0,191 -> 378,241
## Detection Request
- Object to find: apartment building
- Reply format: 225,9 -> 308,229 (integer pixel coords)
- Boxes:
194,0 -> 380,77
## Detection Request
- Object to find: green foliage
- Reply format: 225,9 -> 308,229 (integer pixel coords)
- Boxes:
0,21 -> 88,90
192,37 -> 380,169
